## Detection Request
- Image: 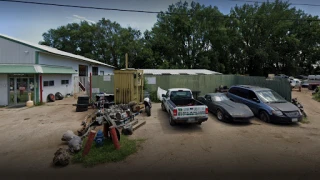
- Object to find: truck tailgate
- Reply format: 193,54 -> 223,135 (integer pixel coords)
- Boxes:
176,105 -> 207,118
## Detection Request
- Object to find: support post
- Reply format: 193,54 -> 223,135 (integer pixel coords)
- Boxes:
110,126 -> 120,150
40,75 -> 43,103
125,53 -> 128,69
90,72 -> 92,103
82,130 -> 96,157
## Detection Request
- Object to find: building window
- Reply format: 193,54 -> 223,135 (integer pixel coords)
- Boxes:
100,71 -> 104,75
92,67 -> 98,75
61,80 -> 69,85
44,80 -> 54,87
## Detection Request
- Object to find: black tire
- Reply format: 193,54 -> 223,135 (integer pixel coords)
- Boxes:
47,93 -> 55,102
77,100 -> 89,104
197,122 -> 202,125
216,109 -> 224,121
146,106 -> 151,116
77,104 -> 89,108
259,111 -> 270,123
55,92 -> 64,100
169,115 -> 176,126
161,103 -> 166,112
78,96 -> 89,101
76,108 -> 88,112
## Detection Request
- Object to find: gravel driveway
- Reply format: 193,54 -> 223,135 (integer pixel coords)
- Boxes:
1,90 -> 320,179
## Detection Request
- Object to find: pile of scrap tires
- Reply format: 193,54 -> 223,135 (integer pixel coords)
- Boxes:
47,92 -> 64,102
76,95 -> 89,112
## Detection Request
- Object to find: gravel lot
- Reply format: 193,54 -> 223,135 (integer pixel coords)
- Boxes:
1,90 -> 320,179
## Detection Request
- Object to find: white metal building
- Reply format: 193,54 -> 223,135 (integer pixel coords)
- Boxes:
0,34 -> 114,106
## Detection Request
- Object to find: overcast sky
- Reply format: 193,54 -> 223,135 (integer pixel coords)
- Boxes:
0,0 -> 320,44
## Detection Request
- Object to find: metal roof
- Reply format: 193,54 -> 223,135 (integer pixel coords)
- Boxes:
0,34 -> 114,68
142,69 -> 221,75
0,64 -> 77,74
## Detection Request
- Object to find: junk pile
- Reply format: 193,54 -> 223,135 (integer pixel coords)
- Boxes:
53,97 -> 147,167
53,130 -> 82,167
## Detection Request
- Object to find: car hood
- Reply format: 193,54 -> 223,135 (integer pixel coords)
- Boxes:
219,101 -> 254,117
268,102 -> 299,112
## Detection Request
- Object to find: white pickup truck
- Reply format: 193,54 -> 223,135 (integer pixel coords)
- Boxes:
161,88 -> 208,126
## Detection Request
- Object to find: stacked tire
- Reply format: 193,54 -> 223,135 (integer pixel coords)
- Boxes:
76,96 -> 89,112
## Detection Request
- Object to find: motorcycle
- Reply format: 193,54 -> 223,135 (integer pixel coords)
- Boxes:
144,92 -> 152,117
291,98 -> 307,118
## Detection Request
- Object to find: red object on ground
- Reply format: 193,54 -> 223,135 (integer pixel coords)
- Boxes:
40,75 -> 43,103
82,130 -> 96,157
110,126 -> 120,150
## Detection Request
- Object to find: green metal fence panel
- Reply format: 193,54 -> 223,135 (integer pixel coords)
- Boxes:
91,75 -> 114,97
92,74 -> 292,101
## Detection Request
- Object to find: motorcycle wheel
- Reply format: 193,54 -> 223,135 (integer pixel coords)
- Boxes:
146,106 -> 151,116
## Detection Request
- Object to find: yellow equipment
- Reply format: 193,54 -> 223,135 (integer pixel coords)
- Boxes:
113,54 -> 144,104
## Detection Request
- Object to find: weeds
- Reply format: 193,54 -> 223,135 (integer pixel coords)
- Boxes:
72,136 -> 145,167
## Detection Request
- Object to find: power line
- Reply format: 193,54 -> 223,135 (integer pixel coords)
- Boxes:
229,0 -> 320,7
0,0 -> 320,22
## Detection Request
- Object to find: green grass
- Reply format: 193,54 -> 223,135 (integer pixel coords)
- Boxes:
72,135 -> 145,167
300,117 -> 310,124
313,88 -> 320,102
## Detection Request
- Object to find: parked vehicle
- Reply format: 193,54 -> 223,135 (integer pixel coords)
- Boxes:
289,78 -> 301,88
161,88 -> 208,126
215,85 -> 229,94
227,85 -> 303,123
198,93 -> 254,122
291,98 -> 307,118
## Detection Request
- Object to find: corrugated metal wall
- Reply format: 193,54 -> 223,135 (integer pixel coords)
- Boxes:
0,38 -> 36,64
92,74 -> 292,101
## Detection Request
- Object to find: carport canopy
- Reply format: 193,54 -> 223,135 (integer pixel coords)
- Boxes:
0,64 -> 77,74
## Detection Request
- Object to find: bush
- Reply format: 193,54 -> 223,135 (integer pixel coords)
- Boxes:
149,91 -> 161,103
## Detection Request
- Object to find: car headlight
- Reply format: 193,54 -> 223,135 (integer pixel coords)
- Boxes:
272,110 -> 283,116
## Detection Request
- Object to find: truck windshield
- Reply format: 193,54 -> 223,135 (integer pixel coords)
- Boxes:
170,91 -> 192,100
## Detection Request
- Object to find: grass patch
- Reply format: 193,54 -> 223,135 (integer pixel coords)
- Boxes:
300,117 -> 310,124
72,135 -> 145,167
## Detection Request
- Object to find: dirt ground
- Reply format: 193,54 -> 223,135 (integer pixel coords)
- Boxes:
1,89 -> 320,179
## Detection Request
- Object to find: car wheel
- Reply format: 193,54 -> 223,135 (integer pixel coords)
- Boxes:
260,111 -> 270,123
217,109 -> 224,121
169,115 -> 176,126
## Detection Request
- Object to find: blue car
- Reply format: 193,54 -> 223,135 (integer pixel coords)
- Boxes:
226,85 -> 303,123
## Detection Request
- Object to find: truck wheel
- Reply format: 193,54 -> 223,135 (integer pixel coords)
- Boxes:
146,106 -> 151,116
169,115 -> 176,126
161,103 -> 166,112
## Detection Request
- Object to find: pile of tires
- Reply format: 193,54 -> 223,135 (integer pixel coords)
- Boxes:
76,96 -> 89,112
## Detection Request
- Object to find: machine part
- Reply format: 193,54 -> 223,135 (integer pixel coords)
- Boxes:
144,97 -> 152,116
291,98 -> 307,117
61,130 -> 76,141
53,148 -> 70,166
68,135 -> 83,153
55,92 -> 64,100
47,93 -> 55,102
94,130 -> 105,147
82,130 -> 96,157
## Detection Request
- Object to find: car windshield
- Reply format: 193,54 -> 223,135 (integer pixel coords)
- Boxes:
255,90 -> 287,103
212,94 -> 229,102
170,91 -> 192,100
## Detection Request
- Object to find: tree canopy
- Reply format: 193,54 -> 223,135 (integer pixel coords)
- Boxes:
39,0 -> 320,76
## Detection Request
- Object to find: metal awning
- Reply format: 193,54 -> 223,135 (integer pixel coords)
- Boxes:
0,64 -> 77,74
